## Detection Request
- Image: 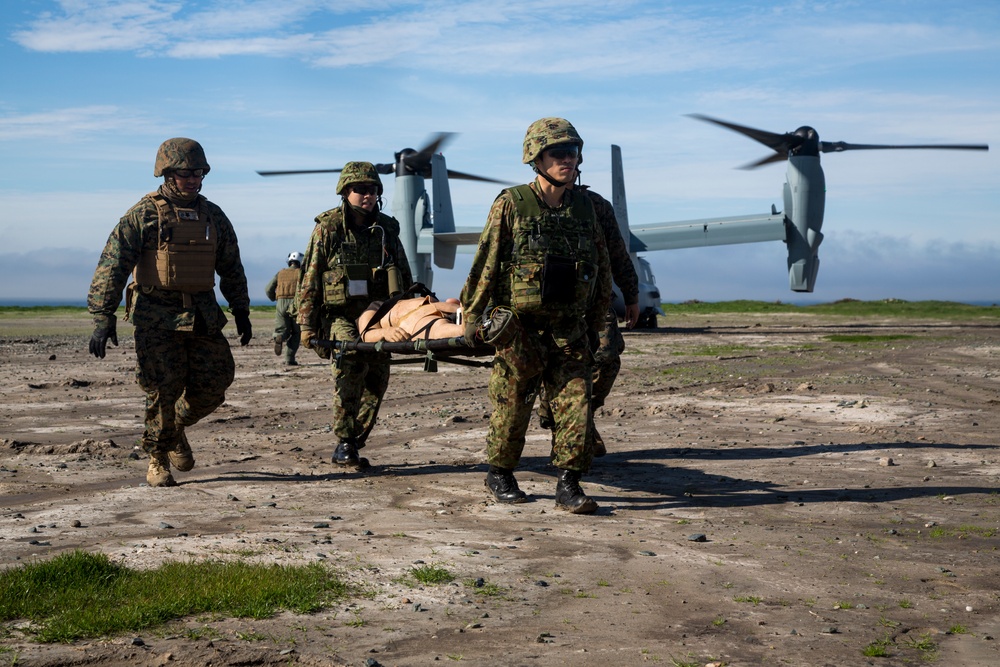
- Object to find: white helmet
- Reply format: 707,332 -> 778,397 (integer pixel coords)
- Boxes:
287,251 -> 304,266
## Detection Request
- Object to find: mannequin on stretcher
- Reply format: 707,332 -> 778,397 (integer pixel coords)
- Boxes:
357,295 -> 465,343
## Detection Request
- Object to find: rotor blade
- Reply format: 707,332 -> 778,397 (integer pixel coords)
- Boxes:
446,169 -> 514,185
403,132 -> 458,171
737,153 -> 788,170
820,141 -> 989,153
257,168 -> 342,177
687,113 -> 799,156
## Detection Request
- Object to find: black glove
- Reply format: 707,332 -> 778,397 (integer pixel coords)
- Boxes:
587,329 -> 601,355
233,310 -> 252,346
89,321 -> 118,359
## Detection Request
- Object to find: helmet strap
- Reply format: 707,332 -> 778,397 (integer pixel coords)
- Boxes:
533,164 -> 572,188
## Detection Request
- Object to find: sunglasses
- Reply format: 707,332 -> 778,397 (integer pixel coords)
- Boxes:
544,145 -> 580,160
172,169 -> 206,178
351,184 -> 379,196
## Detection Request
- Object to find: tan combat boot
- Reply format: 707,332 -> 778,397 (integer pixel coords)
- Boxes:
147,451 -> 177,487
168,428 -> 195,472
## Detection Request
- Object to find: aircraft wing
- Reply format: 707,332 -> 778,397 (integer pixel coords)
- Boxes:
419,227 -> 484,269
630,212 -> 786,251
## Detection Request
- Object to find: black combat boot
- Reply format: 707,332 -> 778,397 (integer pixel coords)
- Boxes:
554,469 -> 598,514
485,466 -> 528,503
333,439 -> 360,466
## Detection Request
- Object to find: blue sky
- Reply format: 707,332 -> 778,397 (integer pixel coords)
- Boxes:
1,0 -> 997,305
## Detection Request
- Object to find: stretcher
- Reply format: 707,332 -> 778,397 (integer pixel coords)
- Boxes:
313,336 -> 495,371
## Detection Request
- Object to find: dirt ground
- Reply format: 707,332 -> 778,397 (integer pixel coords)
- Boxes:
2,308 -> 999,667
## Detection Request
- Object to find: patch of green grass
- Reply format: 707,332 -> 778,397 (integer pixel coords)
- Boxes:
733,595 -> 762,606
409,564 -> 455,585
903,633 -> 937,659
835,601 -> 855,610
862,638 -> 892,658
0,549 -> 348,643
932,524 -> 997,538
464,580 -> 504,597
712,616 -> 726,627
948,624 -> 969,634
898,599 -> 914,609
669,656 -> 702,667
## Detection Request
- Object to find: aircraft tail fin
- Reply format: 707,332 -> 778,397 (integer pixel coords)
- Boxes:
431,153 -> 456,234
611,145 -> 633,250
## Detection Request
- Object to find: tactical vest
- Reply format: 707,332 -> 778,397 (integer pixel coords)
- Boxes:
134,192 -> 217,293
504,184 -> 598,318
275,267 -> 300,299
321,213 -> 402,308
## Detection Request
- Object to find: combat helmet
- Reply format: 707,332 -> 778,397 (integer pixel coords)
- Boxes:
287,251 -> 304,266
336,161 -> 383,195
154,138 -> 211,177
522,117 -> 584,164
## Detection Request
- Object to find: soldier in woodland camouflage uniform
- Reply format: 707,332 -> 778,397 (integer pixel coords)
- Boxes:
537,176 -> 640,457
88,138 -> 252,488
460,118 -> 611,514
297,161 -> 412,468
265,251 -> 303,366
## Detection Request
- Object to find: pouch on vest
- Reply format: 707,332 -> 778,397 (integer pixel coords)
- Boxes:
346,264 -> 370,298
541,254 -> 577,305
482,307 -> 518,348
123,281 -> 138,322
323,263 -> 370,307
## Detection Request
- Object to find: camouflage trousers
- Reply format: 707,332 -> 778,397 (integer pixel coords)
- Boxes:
487,329 -> 593,473
538,307 -> 624,425
273,297 -> 300,355
327,315 -> 389,444
134,327 -> 235,454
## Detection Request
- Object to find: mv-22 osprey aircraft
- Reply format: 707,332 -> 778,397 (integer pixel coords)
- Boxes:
258,118 -> 987,328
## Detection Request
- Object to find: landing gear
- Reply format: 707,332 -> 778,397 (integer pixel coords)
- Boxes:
635,310 -> 658,329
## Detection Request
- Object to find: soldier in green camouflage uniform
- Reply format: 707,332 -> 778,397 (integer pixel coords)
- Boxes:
297,161 -> 412,468
265,251 -> 303,366
460,118 -> 611,514
537,180 -> 639,457
88,138 -> 252,488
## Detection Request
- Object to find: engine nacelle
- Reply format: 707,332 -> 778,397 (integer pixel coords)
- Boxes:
783,155 -> 825,292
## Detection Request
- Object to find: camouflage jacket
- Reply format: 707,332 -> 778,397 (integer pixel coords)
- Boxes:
460,181 -> 612,337
579,185 -> 639,306
296,205 -> 412,333
87,188 -> 249,333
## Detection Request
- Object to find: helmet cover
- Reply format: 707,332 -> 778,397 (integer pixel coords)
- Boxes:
522,118 -> 584,164
336,161 -> 383,195
154,137 -> 211,177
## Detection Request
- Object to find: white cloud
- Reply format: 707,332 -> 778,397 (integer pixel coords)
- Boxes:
12,1 -> 997,78
0,106 -> 157,141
